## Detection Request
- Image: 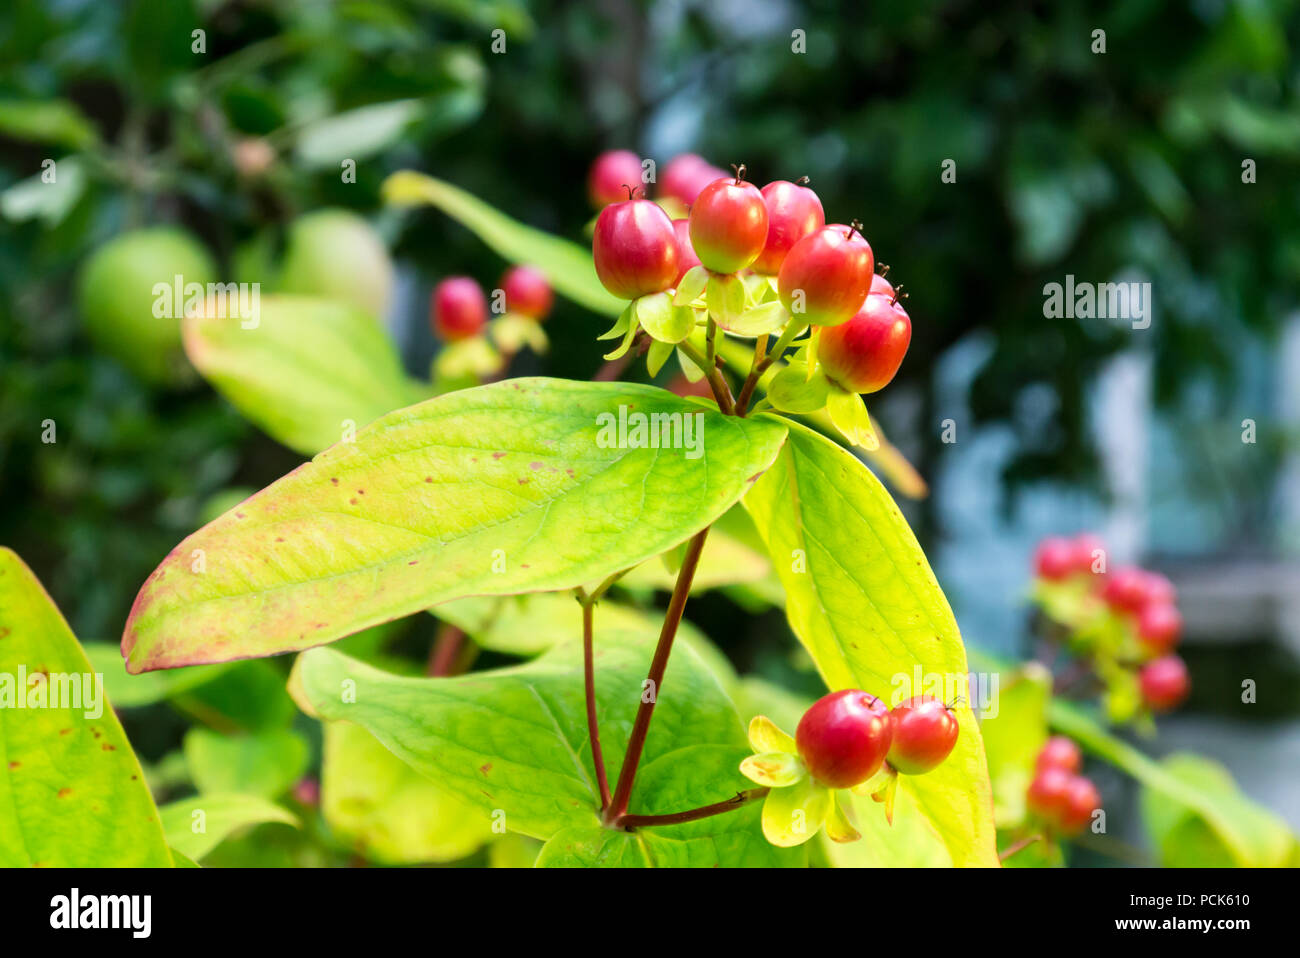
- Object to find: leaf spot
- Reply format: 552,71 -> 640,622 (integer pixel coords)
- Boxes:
479,763 -> 492,776
101,744 -> 116,751
492,452 -> 507,460
7,761 -> 19,770
57,787 -> 72,798
330,478 -> 339,485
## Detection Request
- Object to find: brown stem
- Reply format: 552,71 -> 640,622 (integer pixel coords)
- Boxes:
582,599 -> 612,808
736,320 -> 802,415
427,623 -> 467,677
604,527 -> 711,824
678,340 -> 735,414
619,788 -> 769,829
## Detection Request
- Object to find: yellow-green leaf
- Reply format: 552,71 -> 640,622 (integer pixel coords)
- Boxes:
0,549 -> 172,867
743,422 -> 998,866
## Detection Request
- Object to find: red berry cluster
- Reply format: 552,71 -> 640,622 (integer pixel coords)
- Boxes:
794,690 -> 959,789
1025,736 -> 1101,836
1032,533 -> 1190,714
430,266 -> 553,342
587,151 -> 912,399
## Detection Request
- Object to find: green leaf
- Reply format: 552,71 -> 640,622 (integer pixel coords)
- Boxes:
980,664 -> 1051,829
183,294 -> 427,457
0,549 -> 172,867
0,99 -> 99,149
183,727 -> 310,799
123,378 -> 786,672
81,641 -> 232,707
436,591 -> 698,655
321,722 -> 492,864
1050,701 -> 1295,867
383,170 -> 623,316
159,793 -> 298,862
1,157 -> 86,226
743,422 -> 998,866
290,634 -> 803,865
295,99 -> 423,169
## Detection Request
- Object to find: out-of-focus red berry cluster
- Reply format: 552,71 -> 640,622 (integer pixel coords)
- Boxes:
1025,736 -> 1102,836
1032,533 -> 1190,715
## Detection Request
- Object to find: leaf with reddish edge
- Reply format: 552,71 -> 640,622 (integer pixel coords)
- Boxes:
743,421 -> 998,866
122,378 -> 787,673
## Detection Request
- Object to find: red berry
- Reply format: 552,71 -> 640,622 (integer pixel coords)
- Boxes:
1025,766 -> 1073,826
777,223 -> 875,326
1035,735 -> 1082,774
687,170 -> 769,273
750,179 -> 825,275
587,150 -> 644,208
671,218 -> 701,284
1059,776 -> 1101,834
1141,571 -> 1176,609
886,696 -> 959,775
592,198 -> 680,300
1139,655 -> 1190,711
1034,536 -> 1076,581
500,265 -> 553,320
869,272 -> 895,299
431,276 -> 487,341
660,153 -> 727,206
1137,602 -> 1182,654
817,293 -> 911,394
795,689 -> 894,788
1101,566 -> 1149,613
1070,533 -> 1106,575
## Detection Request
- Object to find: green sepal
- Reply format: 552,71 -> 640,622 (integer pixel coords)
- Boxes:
825,384 -> 880,450
646,338 -> 675,377
761,775 -> 830,847
825,791 -> 862,843
490,313 -> 549,354
636,290 -> 695,344
602,302 -> 641,360
747,715 -> 798,754
768,363 -> 831,413
673,264 -> 709,306
433,336 -> 502,380
705,272 -> 746,327
719,300 -> 789,338
740,751 -> 807,788
597,301 -> 635,341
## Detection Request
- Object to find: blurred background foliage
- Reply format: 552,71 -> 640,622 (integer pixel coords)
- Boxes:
2,0 -> 1298,864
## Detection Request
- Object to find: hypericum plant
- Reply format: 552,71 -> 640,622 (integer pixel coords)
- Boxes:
1029,532 -> 1191,725
118,162 -> 1000,868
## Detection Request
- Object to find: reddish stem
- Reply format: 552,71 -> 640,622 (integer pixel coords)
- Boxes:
427,623 -> 466,677
604,527 -> 711,824
583,600 -> 612,809
619,788 -> 769,829
999,833 -> 1042,863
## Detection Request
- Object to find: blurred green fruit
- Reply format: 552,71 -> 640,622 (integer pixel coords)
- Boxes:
77,226 -> 218,385
276,209 -> 394,320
